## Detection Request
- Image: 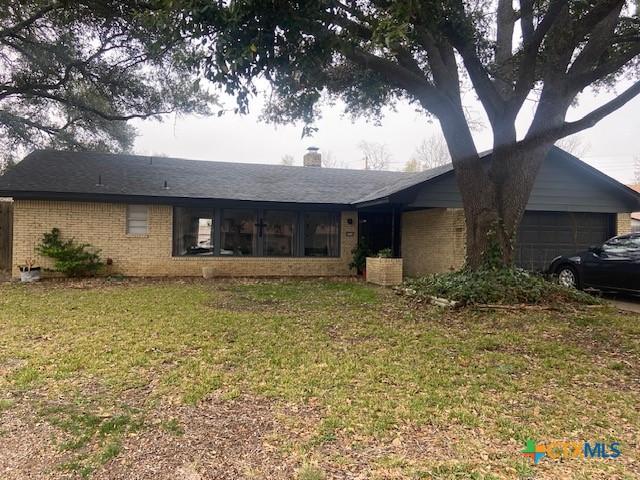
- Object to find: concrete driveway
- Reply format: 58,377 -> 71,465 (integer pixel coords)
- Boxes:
604,293 -> 640,314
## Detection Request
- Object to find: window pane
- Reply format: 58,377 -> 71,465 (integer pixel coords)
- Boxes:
127,205 -> 148,234
304,212 -> 339,257
221,209 -> 256,255
264,210 -> 297,256
173,207 -> 214,256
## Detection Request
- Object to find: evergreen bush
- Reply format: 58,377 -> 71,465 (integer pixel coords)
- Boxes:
37,228 -> 104,277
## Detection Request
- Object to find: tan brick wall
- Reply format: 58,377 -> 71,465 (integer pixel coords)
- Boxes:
11,200 -> 357,278
616,212 -> 632,235
365,257 -> 403,286
401,208 -> 466,277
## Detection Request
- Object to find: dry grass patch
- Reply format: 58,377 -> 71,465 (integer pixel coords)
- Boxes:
0,278 -> 638,479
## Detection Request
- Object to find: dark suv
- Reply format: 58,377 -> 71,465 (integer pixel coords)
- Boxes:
549,233 -> 640,293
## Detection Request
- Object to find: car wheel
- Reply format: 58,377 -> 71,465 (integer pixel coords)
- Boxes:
557,265 -> 579,289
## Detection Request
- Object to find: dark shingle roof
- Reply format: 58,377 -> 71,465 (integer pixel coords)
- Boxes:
3,147 -> 635,208
0,150 -> 427,205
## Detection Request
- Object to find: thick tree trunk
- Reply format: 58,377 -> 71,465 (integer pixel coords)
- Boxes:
437,102 -> 558,270
456,144 -> 553,269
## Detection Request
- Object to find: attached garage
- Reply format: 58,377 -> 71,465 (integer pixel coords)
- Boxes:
388,147 -> 640,276
515,211 -> 615,271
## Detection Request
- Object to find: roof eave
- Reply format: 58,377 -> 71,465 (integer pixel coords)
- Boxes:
353,197 -> 391,208
552,148 -> 640,209
0,190 -> 353,209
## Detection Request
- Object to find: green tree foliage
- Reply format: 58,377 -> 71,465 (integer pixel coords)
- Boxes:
170,0 -> 640,268
0,0 -> 216,169
37,228 -> 104,277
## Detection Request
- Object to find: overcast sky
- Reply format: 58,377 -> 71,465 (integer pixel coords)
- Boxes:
132,79 -> 640,184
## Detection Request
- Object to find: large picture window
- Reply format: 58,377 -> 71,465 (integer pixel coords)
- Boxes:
304,212 -> 340,257
221,209 -> 256,255
173,207 -> 214,256
172,207 -> 340,258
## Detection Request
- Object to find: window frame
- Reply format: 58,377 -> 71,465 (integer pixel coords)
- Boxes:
262,209 -> 300,257
302,211 -> 341,258
219,208 -> 258,256
172,207 -> 215,256
126,204 -> 149,235
171,205 -> 341,258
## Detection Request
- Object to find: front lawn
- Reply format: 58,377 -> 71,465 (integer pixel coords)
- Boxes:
0,279 -> 638,479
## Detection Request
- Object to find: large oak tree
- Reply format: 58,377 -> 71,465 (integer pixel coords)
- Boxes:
175,0 -> 640,268
0,0 -> 215,170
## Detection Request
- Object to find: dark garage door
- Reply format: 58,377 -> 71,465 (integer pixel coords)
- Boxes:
515,211 -> 615,271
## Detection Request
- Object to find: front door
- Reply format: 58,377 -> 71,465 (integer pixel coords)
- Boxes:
358,209 -> 401,256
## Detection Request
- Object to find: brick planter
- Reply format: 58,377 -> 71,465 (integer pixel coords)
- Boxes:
366,257 -> 403,286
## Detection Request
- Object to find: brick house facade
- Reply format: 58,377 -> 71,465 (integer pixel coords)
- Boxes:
1,148 -> 638,280
11,200 -> 357,278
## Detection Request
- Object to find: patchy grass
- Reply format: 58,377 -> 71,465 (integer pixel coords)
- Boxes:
0,278 -> 639,479
37,401 -> 143,475
297,464 -> 326,480
160,418 -> 184,436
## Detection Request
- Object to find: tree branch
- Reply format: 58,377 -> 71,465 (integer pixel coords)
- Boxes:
338,43 -> 447,112
0,2 -> 60,39
571,0 -> 626,44
509,0 -> 565,112
519,0 -> 534,45
494,0 -> 516,97
440,0 -> 505,122
414,29 -> 462,108
568,43 -> 640,89
22,91 -> 173,121
567,2 -> 624,80
522,79 -> 640,148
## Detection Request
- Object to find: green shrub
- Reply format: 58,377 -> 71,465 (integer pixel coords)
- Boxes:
37,228 -> 104,277
376,248 -> 393,258
405,267 -> 599,306
349,239 -> 371,273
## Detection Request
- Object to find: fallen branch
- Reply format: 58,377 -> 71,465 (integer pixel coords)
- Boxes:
475,303 -> 549,310
428,295 -> 460,308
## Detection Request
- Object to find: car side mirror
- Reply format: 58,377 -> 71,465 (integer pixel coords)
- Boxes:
588,245 -> 603,254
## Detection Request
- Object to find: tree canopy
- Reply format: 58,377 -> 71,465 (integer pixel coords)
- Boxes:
0,0 -> 215,170
174,0 -> 640,267
181,1 -> 640,139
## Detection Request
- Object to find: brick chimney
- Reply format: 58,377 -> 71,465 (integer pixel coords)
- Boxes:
303,146 -> 321,167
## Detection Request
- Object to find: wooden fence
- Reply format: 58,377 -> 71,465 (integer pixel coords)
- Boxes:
0,201 -> 13,272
